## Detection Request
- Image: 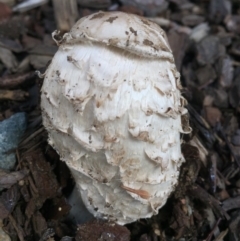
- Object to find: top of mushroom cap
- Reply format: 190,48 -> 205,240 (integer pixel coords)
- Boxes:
61,11 -> 174,60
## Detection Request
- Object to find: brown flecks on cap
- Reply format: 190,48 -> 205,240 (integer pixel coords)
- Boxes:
143,39 -> 154,46
90,12 -> 105,20
138,131 -> 149,142
67,56 -> 73,62
106,16 -> 118,23
125,31 -> 129,35
56,70 -> 60,76
129,27 -> 137,36
181,114 -> 191,133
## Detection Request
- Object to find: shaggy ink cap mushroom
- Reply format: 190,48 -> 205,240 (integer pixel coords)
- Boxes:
41,11 -> 192,225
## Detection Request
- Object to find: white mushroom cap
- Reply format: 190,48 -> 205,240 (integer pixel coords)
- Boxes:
41,11 -> 191,225
63,11 -> 173,59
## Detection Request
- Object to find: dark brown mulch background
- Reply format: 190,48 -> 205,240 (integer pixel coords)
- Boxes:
0,0 -> 240,240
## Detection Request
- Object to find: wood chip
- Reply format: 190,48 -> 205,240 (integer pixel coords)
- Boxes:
0,46 -> 18,71
52,0 -> 78,32
0,89 -> 29,100
222,195 -> 240,211
76,220 -> 130,241
203,107 -> 222,127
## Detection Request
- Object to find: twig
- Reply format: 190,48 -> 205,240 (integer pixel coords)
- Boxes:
0,72 -> 34,89
205,218 -> 222,241
19,127 -> 45,147
8,214 -> 25,241
188,184 -> 230,220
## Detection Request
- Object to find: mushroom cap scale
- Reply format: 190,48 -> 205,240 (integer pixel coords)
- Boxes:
41,11 -> 191,225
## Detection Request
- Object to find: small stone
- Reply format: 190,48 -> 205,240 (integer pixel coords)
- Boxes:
0,112 -> 27,170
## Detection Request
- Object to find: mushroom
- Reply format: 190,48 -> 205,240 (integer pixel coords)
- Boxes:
41,11 -> 191,225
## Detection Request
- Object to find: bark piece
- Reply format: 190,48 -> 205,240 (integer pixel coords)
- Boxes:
0,46 -> 18,71
222,196 -> 240,211
0,17 -> 25,39
24,150 -> 59,199
168,29 -> 189,71
0,169 -> 28,189
32,211 -> 47,238
187,184 -> 230,220
75,220 -> 130,241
